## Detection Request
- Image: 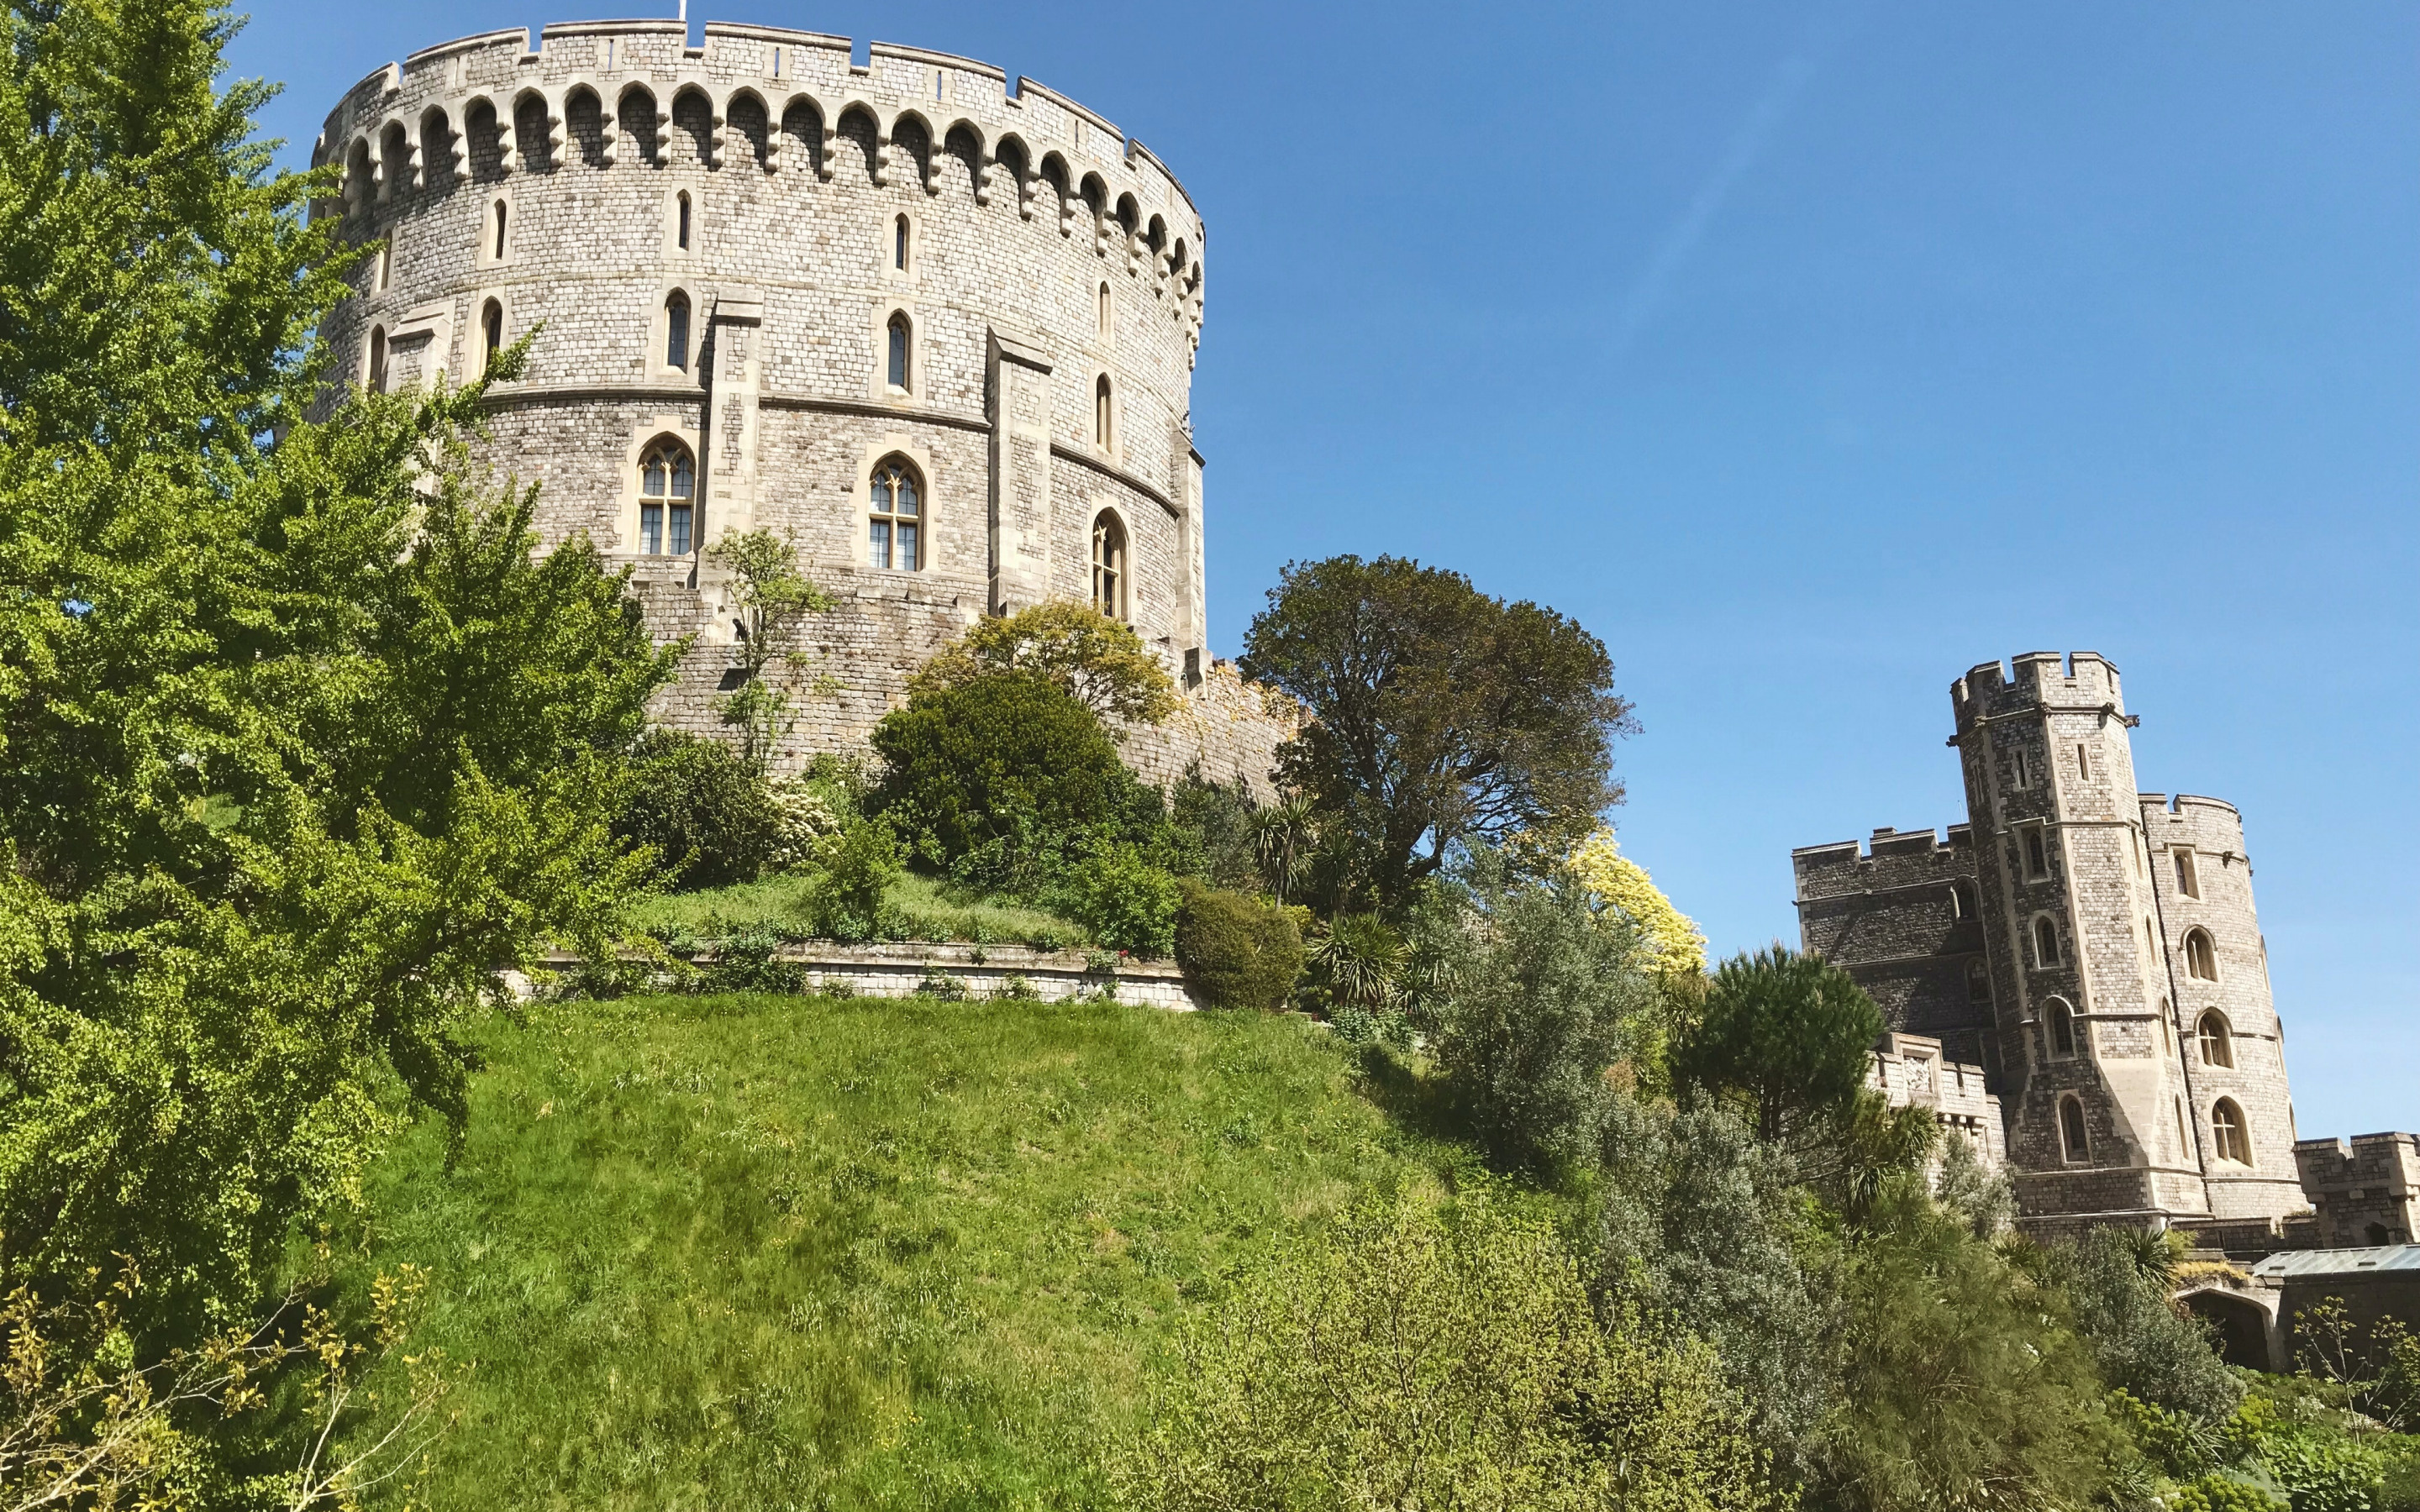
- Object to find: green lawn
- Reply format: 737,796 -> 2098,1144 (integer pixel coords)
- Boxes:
345,992 -> 1465,1509
631,869 -> 1089,948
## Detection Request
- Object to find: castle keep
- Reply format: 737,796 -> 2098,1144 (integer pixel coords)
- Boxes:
313,20 -> 1283,785
1796,653 -> 2307,1236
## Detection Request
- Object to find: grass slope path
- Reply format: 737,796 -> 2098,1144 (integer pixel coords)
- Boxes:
345,994 -> 1462,1509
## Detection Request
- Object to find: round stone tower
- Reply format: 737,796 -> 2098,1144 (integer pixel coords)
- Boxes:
310,20 -> 1265,779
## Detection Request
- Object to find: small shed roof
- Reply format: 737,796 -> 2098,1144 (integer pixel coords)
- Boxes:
2251,1245 -> 2420,1279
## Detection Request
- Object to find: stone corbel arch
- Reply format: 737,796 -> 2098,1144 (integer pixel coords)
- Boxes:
507,85 -> 565,171
376,118 -> 418,198
723,85 -> 774,171
889,107 -> 942,195
461,90 -> 511,172
767,88 -> 834,177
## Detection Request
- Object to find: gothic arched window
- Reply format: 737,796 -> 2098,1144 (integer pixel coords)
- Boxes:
1091,510 -> 1127,622
2060,1096 -> 2090,1164
893,213 -> 910,272
2184,928 -> 2219,982
639,440 -> 695,556
1095,375 -> 1113,449
491,198 -> 508,260
665,291 -> 691,371
2047,998 -> 2078,1058
481,299 -> 503,366
2197,1011 -> 2234,1068
886,312 -> 911,391
868,455 -> 921,570
2211,1099 -> 2251,1165
2032,915 -> 2060,969
676,191 -> 692,250
366,325 -> 388,393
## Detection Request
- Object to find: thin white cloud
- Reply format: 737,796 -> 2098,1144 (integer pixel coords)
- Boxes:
1611,52 -> 1818,356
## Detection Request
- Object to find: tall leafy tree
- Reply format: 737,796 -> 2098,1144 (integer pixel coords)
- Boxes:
1676,948 -> 1885,1151
1239,555 -> 1630,911
0,0 -> 674,1330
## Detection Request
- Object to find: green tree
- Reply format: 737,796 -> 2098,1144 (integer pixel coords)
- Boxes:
868,671 -> 1155,889
1125,1200 -> 1781,1512
704,528 -> 833,774
1430,866 -> 1655,1176
1239,555 -> 1632,911
1818,1178 -> 2123,1511
1677,948 -> 1885,1152
0,0 -> 673,1331
906,599 -> 1179,726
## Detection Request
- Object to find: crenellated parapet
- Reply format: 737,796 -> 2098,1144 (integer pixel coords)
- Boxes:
313,21 -> 1207,348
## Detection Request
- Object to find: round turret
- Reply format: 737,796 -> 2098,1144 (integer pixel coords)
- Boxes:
313,20 -> 1223,768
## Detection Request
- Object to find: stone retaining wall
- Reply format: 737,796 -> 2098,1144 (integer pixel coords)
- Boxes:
544,938 -> 1204,1010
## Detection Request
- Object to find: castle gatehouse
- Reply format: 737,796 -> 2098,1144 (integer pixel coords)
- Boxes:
1794,653 -> 2307,1238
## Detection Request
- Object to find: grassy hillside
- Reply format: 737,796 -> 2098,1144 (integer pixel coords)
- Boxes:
345,993 -> 1468,1509
630,870 -> 1091,948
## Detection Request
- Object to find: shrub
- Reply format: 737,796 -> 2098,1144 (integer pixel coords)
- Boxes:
616,730 -> 779,888
803,816 -> 901,942
2056,1227 -> 2242,1421
1123,1200 -> 1778,1512
1172,882 -> 1304,1011
1051,845 -> 1181,958
1430,872 -> 1652,1175
1818,1178 -> 2123,1512
871,671 -> 1155,882
2172,1475 -> 2291,1512
695,927 -> 804,995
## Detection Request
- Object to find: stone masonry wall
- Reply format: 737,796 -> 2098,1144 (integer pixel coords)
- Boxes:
2146,792 -> 2305,1220
1793,826 -> 1995,1068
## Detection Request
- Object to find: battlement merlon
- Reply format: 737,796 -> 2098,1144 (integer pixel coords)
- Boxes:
317,18 -> 1205,230
1792,824 -> 1977,901
2140,793 -> 2250,858
1950,651 -> 2127,733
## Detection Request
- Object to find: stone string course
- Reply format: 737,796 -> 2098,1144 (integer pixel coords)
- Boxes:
1795,653 -> 2307,1235
315,19 -> 1293,787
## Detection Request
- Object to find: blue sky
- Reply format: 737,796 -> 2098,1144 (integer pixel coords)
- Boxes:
233,3 -> 2419,1137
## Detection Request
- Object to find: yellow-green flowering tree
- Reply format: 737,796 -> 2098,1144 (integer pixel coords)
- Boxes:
1567,826 -> 1707,977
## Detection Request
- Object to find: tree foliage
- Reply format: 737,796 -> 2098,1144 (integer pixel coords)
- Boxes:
869,671 -> 1156,888
613,730 -> 779,888
1429,866 -> 1655,1176
1239,556 -> 1632,910
703,528 -> 833,774
0,0 -> 674,1331
1677,948 -> 1885,1153
1565,826 -> 1707,977
1126,1200 -> 1781,1512
2056,1227 -> 2243,1422
907,599 -> 1178,727
1818,1179 -> 2123,1511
